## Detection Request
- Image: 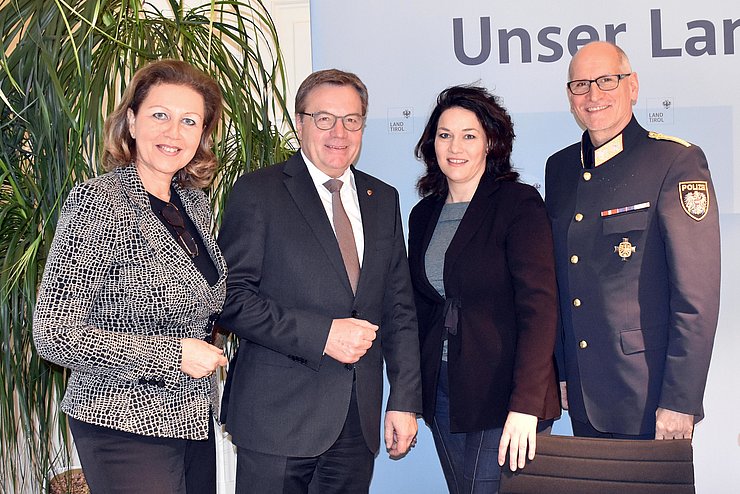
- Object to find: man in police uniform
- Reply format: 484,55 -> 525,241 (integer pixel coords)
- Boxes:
545,41 -> 720,439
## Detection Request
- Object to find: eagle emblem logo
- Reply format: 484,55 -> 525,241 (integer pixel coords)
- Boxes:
678,181 -> 709,221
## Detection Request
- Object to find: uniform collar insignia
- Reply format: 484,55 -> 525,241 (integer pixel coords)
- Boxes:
593,133 -> 624,167
580,131 -> 624,168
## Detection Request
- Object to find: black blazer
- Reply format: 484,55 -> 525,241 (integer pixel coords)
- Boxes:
408,175 -> 560,433
218,153 -> 422,456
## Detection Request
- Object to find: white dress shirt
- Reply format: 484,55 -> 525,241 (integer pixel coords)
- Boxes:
302,150 -> 365,266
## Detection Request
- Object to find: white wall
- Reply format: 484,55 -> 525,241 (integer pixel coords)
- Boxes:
267,0 -> 312,117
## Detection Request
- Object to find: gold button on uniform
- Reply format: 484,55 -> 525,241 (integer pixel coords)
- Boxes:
583,171 -> 592,181
575,213 -> 584,222
573,298 -> 581,307
570,255 -> 579,264
579,340 -> 588,349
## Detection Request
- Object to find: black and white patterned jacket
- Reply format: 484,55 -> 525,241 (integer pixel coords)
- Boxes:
33,165 -> 227,440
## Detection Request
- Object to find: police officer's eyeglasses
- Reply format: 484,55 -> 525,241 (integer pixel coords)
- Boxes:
567,73 -> 632,95
298,111 -> 366,131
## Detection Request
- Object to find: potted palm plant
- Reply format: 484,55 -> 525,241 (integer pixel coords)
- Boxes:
0,0 -> 295,491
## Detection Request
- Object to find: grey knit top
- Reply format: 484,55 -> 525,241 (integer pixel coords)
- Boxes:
424,201 -> 469,361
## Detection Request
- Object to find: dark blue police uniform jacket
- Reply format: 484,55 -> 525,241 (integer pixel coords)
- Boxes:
545,116 -> 720,435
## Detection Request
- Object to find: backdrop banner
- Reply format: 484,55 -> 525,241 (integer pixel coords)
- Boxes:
311,2 -> 738,493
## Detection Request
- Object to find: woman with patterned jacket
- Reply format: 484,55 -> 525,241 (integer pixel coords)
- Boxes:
33,60 -> 228,494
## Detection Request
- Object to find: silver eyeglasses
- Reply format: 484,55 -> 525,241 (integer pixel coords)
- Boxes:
567,73 -> 632,95
298,111 -> 366,131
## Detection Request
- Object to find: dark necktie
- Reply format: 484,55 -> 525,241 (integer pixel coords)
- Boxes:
323,178 -> 360,293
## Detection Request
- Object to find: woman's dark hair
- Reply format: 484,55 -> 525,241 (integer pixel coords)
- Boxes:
102,59 -> 223,189
415,84 -> 518,197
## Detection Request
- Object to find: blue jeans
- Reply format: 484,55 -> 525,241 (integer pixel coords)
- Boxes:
429,362 -> 503,494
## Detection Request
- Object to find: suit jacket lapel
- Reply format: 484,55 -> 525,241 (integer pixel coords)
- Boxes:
354,168 -> 377,295
444,176 -> 500,284
177,186 -> 228,311
117,166 -> 225,313
282,154 -> 354,295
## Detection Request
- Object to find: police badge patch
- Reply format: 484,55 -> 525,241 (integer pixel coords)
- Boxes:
678,181 -> 709,221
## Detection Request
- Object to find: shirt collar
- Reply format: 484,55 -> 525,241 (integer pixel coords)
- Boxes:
301,149 -> 356,192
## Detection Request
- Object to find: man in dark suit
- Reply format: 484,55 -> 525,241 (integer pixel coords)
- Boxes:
218,69 -> 422,493
545,41 -> 720,440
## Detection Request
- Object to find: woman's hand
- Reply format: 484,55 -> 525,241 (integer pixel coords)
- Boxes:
498,411 -> 538,472
180,338 -> 228,378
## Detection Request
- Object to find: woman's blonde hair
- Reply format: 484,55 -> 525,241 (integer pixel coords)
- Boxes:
102,59 -> 223,189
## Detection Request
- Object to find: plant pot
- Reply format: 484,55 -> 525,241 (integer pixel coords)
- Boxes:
49,468 -> 90,494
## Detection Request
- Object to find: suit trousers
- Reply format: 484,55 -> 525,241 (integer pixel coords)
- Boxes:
235,379 -> 374,494
571,416 -> 654,440
69,415 -> 216,494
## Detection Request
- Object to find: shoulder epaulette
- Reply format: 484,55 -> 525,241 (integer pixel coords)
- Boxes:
647,131 -> 692,147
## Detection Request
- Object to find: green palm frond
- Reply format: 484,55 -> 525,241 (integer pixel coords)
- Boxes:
0,0 -> 294,491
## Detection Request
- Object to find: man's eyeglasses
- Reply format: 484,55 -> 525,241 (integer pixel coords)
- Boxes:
298,111 -> 365,132
567,73 -> 632,95
161,203 -> 199,258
